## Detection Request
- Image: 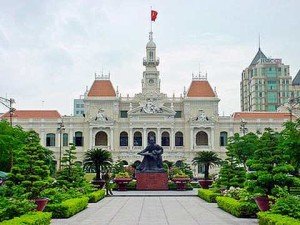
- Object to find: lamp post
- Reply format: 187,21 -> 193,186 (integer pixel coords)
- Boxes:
57,122 -> 65,170
240,119 -> 248,136
0,97 -> 15,126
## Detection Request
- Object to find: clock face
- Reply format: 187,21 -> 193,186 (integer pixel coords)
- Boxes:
148,78 -> 155,85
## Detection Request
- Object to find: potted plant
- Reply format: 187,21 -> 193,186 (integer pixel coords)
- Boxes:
246,128 -> 295,211
114,172 -> 132,191
83,148 -> 113,189
192,151 -> 221,189
7,131 -> 53,211
172,171 -> 190,191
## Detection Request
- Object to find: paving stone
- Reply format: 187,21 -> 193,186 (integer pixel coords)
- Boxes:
51,196 -> 258,225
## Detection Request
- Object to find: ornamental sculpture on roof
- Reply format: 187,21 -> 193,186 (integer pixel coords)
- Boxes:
141,99 -> 163,114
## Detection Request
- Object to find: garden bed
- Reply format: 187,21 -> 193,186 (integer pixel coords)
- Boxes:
216,196 -> 258,218
45,197 -> 89,218
0,212 -> 52,225
198,189 -> 220,203
258,212 -> 300,225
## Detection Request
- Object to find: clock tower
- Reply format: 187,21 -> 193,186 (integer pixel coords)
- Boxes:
142,31 -> 160,95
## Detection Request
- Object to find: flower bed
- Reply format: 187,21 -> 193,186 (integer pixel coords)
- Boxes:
198,189 -> 220,203
0,212 -> 52,225
45,197 -> 88,218
216,196 -> 258,218
258,212 -> 300,225
88,189 -> 106,203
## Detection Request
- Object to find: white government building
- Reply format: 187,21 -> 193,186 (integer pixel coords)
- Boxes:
1,31 -> 294,174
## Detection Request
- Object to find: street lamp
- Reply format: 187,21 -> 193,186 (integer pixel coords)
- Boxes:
0,97 -> 15,126
240,119 -> 248,136
57,122 -> 65,170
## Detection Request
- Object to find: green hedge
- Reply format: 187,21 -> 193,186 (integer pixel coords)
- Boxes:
0,212 -> 52,225
216,196 -> 258,218
198,189 -> 220,203
258,212 -> 300,225
45,197 -> 88,218
168,181 -> 193,190
88,189 -> 105,203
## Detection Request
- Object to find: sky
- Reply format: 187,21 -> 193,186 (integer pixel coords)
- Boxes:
0,0 -> 299,116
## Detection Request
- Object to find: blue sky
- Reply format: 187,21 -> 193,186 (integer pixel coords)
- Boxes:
0,0 -> 299,115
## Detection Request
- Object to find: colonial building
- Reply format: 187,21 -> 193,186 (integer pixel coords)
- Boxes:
240,47 -> 291,112
1,31 -> 295,175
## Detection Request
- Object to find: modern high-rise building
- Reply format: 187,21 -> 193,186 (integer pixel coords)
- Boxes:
291,69 -> 300,99
240,47 -> 292,112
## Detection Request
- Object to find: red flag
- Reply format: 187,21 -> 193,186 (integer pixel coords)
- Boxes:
151,10 -> 158,21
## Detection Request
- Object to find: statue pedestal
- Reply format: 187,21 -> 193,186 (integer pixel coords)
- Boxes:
136,172 -> 168,190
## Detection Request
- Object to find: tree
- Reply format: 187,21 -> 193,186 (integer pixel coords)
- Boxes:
83,148 -> 113,180
192,151 -> 221,180
7,130 -> 53,199
246,128 -> 295,196
278,119 -> 300,175
216,155 -> 246,189
226,132 -> 258,170
56,143 -> 84,186
0,121 -> 27,172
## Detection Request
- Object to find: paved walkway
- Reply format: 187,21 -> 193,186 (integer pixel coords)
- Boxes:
51,196 -> 258,225
113,190 -> 198,196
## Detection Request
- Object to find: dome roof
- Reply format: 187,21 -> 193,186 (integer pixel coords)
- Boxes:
146,40 -> 156,48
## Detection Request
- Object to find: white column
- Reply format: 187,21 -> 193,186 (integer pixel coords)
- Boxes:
170,128 -> 174,150
190,127 -> 194,150
129,128 -> 133,150
143,128 -> 147,148
56,133 -> 60,147
157,128 -> 161,145
89,128 -> 93,149
210,128 -> 214,149
110,128 -> 114,151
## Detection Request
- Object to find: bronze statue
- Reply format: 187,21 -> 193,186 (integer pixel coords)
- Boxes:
136,136 -> 164,172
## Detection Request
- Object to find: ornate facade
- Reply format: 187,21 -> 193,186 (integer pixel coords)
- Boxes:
1,31 -> 295,175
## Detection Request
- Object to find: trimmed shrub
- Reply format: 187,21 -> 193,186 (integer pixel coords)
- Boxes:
168,181 -> 193,190
88,189 -> 105,203
258,212 -> 300,225
216,196 -> 258,218
0,212 -> 52,225
198,189 -> 220,203
45,197 -> 88,218
270,195 -> 300,219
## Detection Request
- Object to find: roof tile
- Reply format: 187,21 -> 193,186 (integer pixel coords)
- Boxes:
87,80 -> 116,97
1,110 -> 61,119
187,80 -> 216,97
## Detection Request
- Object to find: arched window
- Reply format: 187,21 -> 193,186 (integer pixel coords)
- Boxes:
63,133 -> 68,146
196,131 -> 208,146
133,132 -> 142,146
120,131 -> 128,146
148,131 -> 156,144
95,131 -> 108,146
74,131 -> 83,146
175,131 -> 183,146
161,131 -> 170,146
46,133 -> 55,147
220,131 -> 228,146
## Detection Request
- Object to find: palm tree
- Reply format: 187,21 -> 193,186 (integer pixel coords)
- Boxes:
192,151 -> 221,180
83,148 -> 113,180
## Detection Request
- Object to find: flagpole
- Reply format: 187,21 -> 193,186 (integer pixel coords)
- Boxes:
150,6 -> 152,32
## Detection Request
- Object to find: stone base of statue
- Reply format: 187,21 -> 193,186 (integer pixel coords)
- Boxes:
136,171 -> 168,190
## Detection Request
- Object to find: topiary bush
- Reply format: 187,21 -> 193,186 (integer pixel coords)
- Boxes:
88,189 -> 105,203
198,189 -> 220,203
45,197 -> 88,218
0,212 -> 52,225
0,196 -> 35,222
270,195 -> 300,220
216,196 -> 258,218
258,212 -> 300,225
